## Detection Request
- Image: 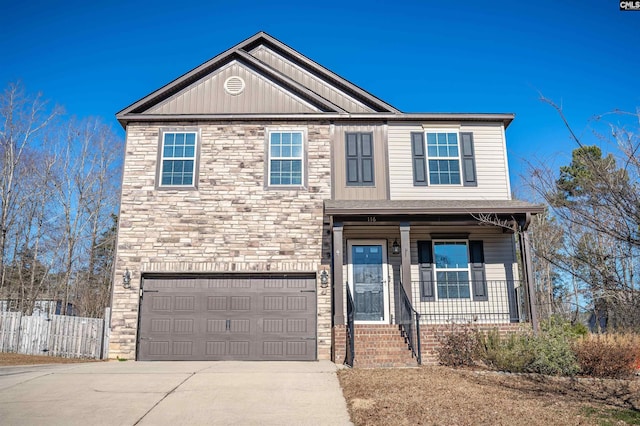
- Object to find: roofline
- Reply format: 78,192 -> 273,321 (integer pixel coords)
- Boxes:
324,204 -> 545,216
234,50 -> 346,113
116,33 -> 268,117
116,31 -> 401,124
117,112 -> 515,128
243,32 -> 401,114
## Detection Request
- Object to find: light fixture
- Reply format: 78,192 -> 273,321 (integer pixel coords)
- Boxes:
320,270 -> 329,288
123,268 -> 131,289
392,239 -> 400,255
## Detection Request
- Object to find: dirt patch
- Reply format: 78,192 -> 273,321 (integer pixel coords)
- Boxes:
338,366 -> 640,426
0,353 -> 102,366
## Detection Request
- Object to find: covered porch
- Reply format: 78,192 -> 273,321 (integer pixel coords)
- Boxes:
325,199 -> 545,366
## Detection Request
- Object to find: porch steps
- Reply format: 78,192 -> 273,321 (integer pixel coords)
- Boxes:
352,325 -> 418,368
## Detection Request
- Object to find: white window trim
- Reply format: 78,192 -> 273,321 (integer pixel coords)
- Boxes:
267,129 -> 305,188
159,131 -> 198,188
424,129 -> 463,186
433,239 -> 471,300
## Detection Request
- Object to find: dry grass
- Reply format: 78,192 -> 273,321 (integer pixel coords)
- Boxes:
0,352 -> 102,366
338,366 -> 640,426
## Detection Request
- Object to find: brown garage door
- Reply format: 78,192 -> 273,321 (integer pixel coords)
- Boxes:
137,274 -> 317,361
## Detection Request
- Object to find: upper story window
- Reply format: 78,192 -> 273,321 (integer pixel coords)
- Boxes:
427,133 -> 460,185
345,132 -> 374,186
160,132 -> 198,187
268,131 -> 303,186
411,131 -> 477,187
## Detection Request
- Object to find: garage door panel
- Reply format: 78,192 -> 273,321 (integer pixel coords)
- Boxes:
139,275 -> 316,361
207,296 -> 227,310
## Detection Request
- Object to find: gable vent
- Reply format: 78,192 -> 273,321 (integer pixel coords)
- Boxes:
224,76 -> 245,95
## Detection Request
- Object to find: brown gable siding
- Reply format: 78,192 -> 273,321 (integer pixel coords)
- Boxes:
146,62 -> 320,115
250,45 -> 374,114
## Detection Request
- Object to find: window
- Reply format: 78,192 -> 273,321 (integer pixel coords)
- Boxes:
427,132 -> 461,185
433,241 -> 470,299
345,132 -> 374,186
411,131 -> 477,186
268,131 -> 303,186
160,132 -> 197,187
418,239 -> 487,302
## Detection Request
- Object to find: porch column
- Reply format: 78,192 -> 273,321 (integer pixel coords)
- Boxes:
332,222 -> 344,325
400,222 -> 411,300
519,228 -> 539,333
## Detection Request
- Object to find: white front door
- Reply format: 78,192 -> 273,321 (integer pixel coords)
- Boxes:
348,240 -> 389,323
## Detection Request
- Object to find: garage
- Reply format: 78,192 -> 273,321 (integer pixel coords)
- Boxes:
137,274 -> 317,361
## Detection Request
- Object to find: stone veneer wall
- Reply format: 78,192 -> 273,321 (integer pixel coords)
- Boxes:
110,121 -> 332,360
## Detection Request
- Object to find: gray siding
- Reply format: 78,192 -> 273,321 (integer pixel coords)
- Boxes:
388,123 -> 511,200
250,45 -> 374,114
146,61 -> 320,115
332,124 -> 388,200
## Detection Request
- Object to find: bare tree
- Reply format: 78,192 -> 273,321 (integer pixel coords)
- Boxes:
526,100 -> 640,330
49,118 -> 122,316
0,82 -> 122,318
0,83 -> 60,293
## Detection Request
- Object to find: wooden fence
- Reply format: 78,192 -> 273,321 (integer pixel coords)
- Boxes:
0,312 -> 107,359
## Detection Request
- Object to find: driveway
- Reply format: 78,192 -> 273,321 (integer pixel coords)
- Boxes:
0,361 -> 353,426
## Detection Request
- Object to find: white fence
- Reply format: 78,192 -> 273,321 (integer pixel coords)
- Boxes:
0,311 -> 108,359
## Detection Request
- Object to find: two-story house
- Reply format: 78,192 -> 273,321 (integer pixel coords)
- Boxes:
110,32 -> 543,366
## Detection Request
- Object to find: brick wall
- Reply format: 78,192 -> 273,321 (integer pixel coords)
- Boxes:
419,323 -> 529,364
333,323 -> 529,367
110,121 -> 332,359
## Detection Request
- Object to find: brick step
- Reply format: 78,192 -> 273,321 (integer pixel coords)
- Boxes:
351,325 -> 418,368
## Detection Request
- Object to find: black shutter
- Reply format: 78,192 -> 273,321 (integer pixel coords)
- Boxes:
469,240 -> 487,301
418,241 -> 435,301
411,132 -> 427,186
345,132 -> 374,186
460,132 -> 477,187
360,133 -> 374,184
346,133 -> 359,184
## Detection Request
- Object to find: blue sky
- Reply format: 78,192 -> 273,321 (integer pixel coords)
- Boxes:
2,0 -> 638,191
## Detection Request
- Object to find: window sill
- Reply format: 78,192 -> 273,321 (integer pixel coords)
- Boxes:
156,185 -> 198,191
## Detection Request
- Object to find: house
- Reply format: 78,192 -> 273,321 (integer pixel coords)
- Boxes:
110,32 -> 544,366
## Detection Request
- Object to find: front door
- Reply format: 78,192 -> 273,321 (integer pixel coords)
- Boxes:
348,240 -> 389,323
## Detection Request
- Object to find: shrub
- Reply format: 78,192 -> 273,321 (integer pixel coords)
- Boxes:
435,323 -> 479,367
477,329 -> 534,373
573,333 -> 640,379
527,319 -> 580,376
477,320 -> 580,376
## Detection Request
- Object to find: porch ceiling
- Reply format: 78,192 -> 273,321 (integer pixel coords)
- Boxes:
324,199 -> 546,216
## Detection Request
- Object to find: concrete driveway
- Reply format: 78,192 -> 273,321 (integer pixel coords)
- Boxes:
0,361 -> 353,426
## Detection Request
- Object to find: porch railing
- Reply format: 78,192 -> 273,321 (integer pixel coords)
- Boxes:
344,285 -> 355,367
410,280 -> 524,324
398,284 -> 421,364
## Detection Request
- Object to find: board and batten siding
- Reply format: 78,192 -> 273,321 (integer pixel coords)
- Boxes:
249,45 -> 374,114
146,61 -> 320,115
388,123 -> 511,200
332,124 -> 388,200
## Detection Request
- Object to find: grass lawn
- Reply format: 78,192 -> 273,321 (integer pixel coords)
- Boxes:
338,366 -> 640,426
